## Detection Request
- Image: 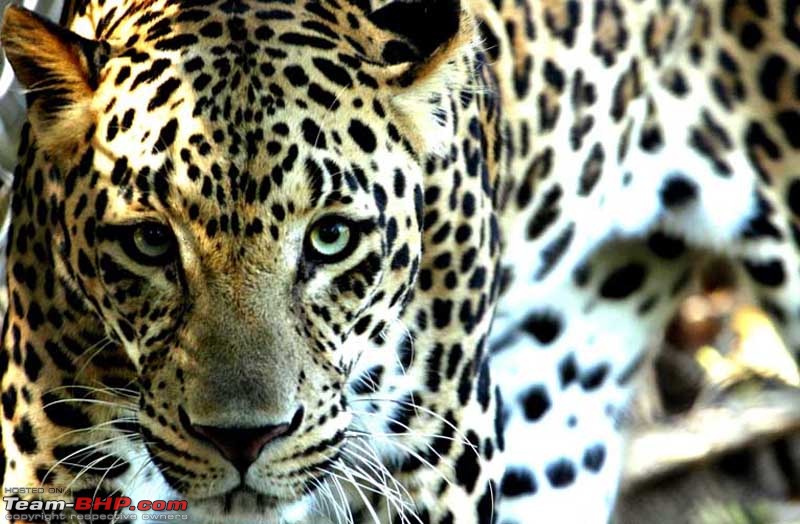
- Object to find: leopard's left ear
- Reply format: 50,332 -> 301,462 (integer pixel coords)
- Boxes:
1,5 -> 110,153
368,0 -> 474,156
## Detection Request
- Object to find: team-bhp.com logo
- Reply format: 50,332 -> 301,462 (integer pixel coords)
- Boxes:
3,488 -> 188,521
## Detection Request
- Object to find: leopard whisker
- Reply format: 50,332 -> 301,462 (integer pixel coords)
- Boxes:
350,397 -> 478,451
42,433 -> 138,486
337,443 -> 419,523
329,463 -> 383,524
55,416 -> 139,442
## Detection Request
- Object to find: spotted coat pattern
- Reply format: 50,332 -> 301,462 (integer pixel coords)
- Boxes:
1,0 -> 799,523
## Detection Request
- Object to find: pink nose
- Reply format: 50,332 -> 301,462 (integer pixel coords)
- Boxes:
192,423 -> 292,473
186,408 -> 304,474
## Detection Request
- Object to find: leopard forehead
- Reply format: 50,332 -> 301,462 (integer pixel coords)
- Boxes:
85,2 -> 423,242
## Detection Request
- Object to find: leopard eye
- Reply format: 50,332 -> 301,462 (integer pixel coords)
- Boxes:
305,217 -> 356,263
122,222 -> 178,265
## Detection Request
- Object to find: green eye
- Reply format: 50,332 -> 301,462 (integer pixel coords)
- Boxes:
306,218 -> 356,262
123,223 -> 177,265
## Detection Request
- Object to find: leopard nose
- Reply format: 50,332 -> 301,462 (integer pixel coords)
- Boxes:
187,408 -> 304,474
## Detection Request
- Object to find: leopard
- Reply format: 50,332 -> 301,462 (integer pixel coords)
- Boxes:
1,0 -> 799,522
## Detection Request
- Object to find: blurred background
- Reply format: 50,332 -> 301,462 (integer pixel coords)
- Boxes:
615,259 -> 800,524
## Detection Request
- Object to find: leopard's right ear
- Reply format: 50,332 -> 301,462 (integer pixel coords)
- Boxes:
367,0 -> 463,65
366,0 -> 474,156
1,5 -> 110,152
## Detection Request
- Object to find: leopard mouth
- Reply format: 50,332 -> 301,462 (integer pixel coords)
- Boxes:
217,485 -> 283,511
189,486 -> 312,523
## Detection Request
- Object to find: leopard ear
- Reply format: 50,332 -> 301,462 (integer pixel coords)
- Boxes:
368,0 -> 473,156
368,0 -> 462,65
1,5 -> 110,152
